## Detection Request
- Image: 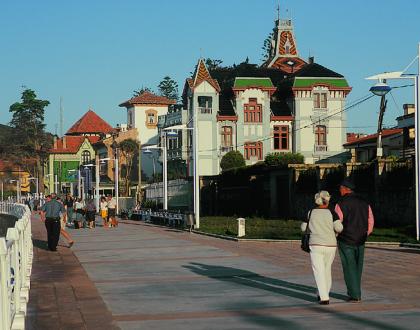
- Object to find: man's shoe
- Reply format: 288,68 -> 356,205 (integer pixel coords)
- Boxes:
347,297 -> 361,303
68,241 -> 74,248
319,300 -> 329,305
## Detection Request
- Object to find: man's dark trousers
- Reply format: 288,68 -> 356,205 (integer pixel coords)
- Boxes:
45,217 -> 61,251
338,241 -> 365,299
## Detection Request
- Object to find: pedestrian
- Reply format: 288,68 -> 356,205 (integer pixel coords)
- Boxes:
100,196 -> 108,228
73,198 -> 85,229
335,179 -> 374,303
107,195 -> 117,227
40,193 -> 65,251
57,196 -> 75,248
85,198 -> 96,229
301,191 -> 343,305
64,194 -> 74,226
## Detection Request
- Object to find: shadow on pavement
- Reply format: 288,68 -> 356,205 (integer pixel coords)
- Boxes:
183,262 -> 348,302
32,238 -> 49,251
368,246 -> 420,254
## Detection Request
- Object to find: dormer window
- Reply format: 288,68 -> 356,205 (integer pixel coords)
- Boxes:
244,98 -> 262,123
314,92 -> 328,109
198,96 -> 212,114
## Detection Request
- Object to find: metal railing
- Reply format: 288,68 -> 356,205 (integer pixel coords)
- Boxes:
0,202 -> 33,330
197,107 -> 212,114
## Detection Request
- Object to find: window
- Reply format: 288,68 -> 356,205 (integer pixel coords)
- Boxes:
274,126 -> 289,150
244,142 -> 263,160
221,126 -> 232,147
148,112 -> 155,124
314,92 -> 328,109
198,96 -> 212,113
315,125 -> 327,145
81,150 -> 91,164
244,98 -> 262,123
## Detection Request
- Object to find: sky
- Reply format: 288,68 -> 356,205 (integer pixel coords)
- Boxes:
1,0 -> 419,135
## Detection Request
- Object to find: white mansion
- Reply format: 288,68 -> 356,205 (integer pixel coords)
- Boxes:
120,16 -> 352,177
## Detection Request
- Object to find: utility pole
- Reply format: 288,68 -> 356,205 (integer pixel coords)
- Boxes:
376,94 -> 388,158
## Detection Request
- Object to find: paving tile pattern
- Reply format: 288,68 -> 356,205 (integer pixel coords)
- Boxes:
27,216 -> 420,330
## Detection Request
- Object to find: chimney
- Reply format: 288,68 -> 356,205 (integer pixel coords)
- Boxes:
308,56 -> 314,64
53,136 -> 57,149
63,136 -> 67,149
403,103 -> 415,115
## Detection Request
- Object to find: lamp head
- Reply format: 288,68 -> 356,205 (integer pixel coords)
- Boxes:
142,149 -> 152,154
369,82 -> 391,96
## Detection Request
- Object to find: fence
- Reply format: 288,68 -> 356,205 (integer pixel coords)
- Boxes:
0,202 -> 33,330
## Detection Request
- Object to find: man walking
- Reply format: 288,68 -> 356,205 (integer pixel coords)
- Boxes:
334,179 -> 374,302
40,193 -> 65,251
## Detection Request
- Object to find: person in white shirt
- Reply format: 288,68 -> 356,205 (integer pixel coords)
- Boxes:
100,196 -> 108,228
106,195 -> 118,227
301,190 -> 343,305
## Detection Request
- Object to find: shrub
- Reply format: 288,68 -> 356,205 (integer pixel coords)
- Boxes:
220,150 -> 246,171
264,152 -> 304,167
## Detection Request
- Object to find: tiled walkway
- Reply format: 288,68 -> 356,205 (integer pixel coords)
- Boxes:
27,215 -> 420,329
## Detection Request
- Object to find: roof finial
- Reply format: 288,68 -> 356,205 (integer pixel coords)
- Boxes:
276,1 -> 280,21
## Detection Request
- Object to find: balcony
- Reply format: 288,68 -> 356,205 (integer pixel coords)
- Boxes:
220,146 -> 233,153
198,107 -> 212,114
314,145 -> 328,153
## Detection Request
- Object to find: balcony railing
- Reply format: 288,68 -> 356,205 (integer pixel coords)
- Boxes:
314,145 -> 328,153
198,107 -> 212,114
220,146 -> 233,153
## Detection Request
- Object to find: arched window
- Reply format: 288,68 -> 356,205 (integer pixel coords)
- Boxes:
82,150 -> 91,164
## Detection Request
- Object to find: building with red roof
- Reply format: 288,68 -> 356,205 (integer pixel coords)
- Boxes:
344,128 -> 403,162
45,109 -> 113,195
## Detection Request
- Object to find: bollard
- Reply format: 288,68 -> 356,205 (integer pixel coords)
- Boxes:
237,217 -> 245,237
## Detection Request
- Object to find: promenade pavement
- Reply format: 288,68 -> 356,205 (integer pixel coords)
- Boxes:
27,214 -> 420,330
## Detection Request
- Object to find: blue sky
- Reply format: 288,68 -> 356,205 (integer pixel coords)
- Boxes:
1,0 -> 419,135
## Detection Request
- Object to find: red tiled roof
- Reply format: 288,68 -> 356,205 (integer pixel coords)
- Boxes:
66,110 -> 113,135
50,136 -> 100,154
344,129 -> 402,147
119,91 -> 176,107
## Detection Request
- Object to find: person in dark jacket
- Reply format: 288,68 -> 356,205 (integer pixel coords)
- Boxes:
334,179 -> 374,302
40,193 -> 65,251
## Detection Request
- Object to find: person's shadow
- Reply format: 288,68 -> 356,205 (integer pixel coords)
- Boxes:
183,262 -> 348,302
32,238 -> 49,251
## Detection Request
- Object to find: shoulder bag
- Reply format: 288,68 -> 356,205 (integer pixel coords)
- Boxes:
301,209 -> 313,253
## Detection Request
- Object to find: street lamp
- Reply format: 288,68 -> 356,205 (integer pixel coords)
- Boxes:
101,157 -> 119,214
84,159 -> 100,211
366,42 -> 420,240
369,81 -> 391,158
28,177 -> 39,198
9,179 -> 20,202
142,149 -> 158,207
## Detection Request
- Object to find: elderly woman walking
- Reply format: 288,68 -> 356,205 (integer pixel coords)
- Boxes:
301,191 -> 343,305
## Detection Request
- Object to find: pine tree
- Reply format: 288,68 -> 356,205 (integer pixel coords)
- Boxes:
158,76 -> 178,101
261,32 -> 274,63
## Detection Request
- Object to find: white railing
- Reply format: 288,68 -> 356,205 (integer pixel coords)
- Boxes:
0,202 -> 33,330
197,107 -> 212,114
220,146 -> 233,153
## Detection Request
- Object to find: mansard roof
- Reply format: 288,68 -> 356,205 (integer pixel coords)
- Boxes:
293,63 -> 344,78
66,110 -> 113,135
119,91 -> 176,107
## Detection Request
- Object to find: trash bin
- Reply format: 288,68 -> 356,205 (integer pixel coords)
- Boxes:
237,217 -> 245,237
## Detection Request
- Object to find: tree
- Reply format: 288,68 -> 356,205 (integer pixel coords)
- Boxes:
158,76 -> 178,101
261,32 -> 274,63
133,86 -> 152,97
205,58 -> 223,71
8,89 -> 51,192
264,152 -> 304,167
118,139 -> 139,197
220,150 -> 246,171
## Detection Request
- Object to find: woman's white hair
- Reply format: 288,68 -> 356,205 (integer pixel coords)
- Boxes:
314,190 -> 331,206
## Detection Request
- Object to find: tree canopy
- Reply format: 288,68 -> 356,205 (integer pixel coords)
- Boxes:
220,150 -> 246,171
158,76 -> 178,101
118,138 -> 139,197
133,86 -> 152,97
264,152 -> 304,167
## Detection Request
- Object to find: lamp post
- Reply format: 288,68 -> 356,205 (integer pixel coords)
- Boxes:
28,177 -> 39,198
369,82 -> 391,158
101,157 -> 119,214
10,179 -> 20,202
366,42 -> 420,240
142,149 -> 157,207
84,157 -> 100,211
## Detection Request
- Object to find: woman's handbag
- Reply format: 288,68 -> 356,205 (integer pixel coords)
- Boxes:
301,209 -> 313,253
